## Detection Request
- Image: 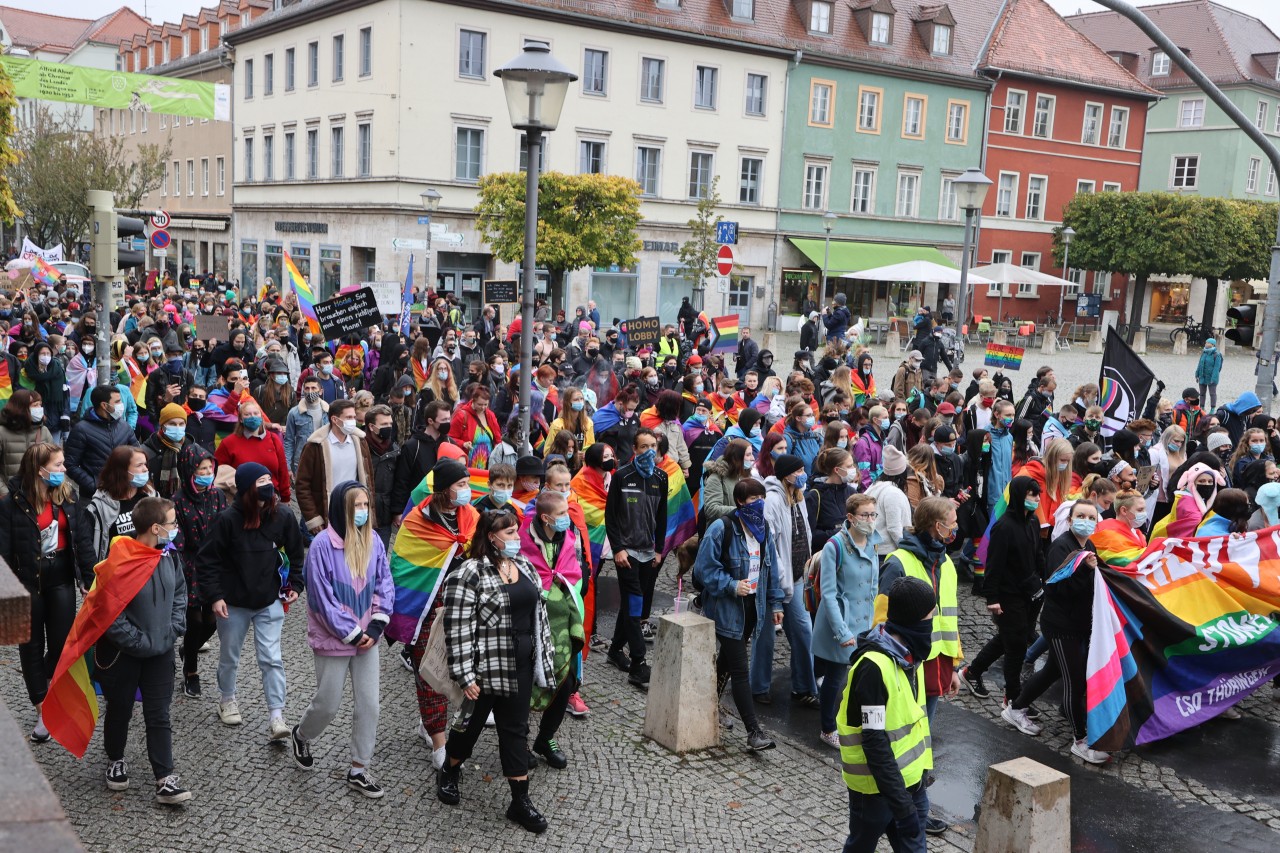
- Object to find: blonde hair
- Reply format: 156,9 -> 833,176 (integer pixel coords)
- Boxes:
343,486 -> 374,580
1043,439 -> 1074,500
1113,489 -> 1144,514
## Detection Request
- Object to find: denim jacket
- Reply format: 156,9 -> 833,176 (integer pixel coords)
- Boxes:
692,512 -> 784,641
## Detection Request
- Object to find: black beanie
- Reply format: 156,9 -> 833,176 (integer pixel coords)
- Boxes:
516,455 -> 544,477
431,459 -> 469,493
737,407 -> 762,435
774,453 -> 805,480
886,577 -> 937,624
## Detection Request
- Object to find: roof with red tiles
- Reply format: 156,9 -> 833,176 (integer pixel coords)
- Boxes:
0,5 -> 147,54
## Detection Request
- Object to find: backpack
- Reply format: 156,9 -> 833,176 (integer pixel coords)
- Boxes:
803,535 -> 843,614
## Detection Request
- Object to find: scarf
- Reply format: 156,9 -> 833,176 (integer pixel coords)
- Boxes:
737,500 -> 766,542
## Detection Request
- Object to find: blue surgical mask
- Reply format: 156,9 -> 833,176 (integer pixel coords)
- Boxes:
804,416 -> 815,428
750,426 -> 761,437
551,513 -> 571,532
1132,511 -> 1149,528
692,412 -> 707,424
1024,498 -> 1041,511
164,425 -> 186,443
353,508 -> 370,527
194,473 -> 215,488
242,415 -> 263,432
879,418 -> 891,430
792,472 -> 808,489
694,383 -> 704,393
1167,442 -> 1181,453
273,374 -> 288,385
492,488 -> 513,505
571,400 -> 585,411
166,526 -> 180,543
1251,443 -> 1267,455
500,539 -> 521,557
452,486 -> 472,506
130,472 -> 150,488
320,363 -> 333,375
41,469 -> 64,488
1071,518 -> 1097,537
837,438 -> 848,449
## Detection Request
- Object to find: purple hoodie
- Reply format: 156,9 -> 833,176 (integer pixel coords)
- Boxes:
303,525 -> 394,656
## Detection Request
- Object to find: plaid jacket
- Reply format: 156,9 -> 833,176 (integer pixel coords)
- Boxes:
442,555 -> 555,697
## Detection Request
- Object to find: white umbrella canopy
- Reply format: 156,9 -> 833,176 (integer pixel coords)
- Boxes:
970,262 -> 1075,287
4,258 -> 32,271
839,259 -> 993,286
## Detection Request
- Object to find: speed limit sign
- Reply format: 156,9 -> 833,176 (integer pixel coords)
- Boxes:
150,210 -> 171,230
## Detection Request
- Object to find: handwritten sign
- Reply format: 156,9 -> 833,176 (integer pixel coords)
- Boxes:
355,281 -> 403,315
984,343 -> 1025,371
484,279 -> 517,305
314,287 -> 383,341
194,313 -> 229,342
619,315 -> 661,349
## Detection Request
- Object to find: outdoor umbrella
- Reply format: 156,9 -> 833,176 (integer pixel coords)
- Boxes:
970,262 -> 1076,324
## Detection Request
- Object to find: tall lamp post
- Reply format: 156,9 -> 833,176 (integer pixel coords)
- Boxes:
821,210 -> 837,302
494,41 -> 577,445
419,189 -> 442,295
951,168 -> 993,355
1057,225 -> 1075,328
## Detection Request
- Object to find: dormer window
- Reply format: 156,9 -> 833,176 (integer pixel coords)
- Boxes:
731,0 -> 754,19
912,4 -> 956,59
1152,51 -> 1170,75
871,12 -> 891,44
810,1 -> 832,34
932,23 -> 951,54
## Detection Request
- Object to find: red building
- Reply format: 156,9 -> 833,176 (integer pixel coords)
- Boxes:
972,0 -> 1159,327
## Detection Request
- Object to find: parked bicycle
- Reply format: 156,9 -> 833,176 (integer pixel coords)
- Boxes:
1170,316 -> 1217,347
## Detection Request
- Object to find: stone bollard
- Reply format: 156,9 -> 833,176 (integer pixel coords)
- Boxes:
885,329 -> 901,356
762,331 -> 778,357
975,757 -> 1070,853
1087,330 -> 1103,353
1040,329 -> 1057,355
992,330 -> 1008,346
643,612 -> 720,753
1133,329 -> 1148,355
1172,333 -> 1188,355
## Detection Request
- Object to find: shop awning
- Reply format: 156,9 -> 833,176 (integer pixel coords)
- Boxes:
788,237 -> 956,274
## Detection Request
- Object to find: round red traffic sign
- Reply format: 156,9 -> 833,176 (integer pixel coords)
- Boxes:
716,244 -> 734,277
150,229 -> 171,250
150,210 -> 170,229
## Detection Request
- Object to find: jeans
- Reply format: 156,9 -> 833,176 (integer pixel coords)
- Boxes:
98,641 -> 176,780
297,647 -> 381,767
816,655 -> 851,734
216,599 -> 287,712
611,558 -> 653,666
749,591 -> 818,697
1025,634 -> 1049,666
1199,383 -> 1218,411
716,595 -> 759,734
843,783 -> 929,853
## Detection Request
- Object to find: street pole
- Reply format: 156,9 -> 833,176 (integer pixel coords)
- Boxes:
956,208 -> 975,350
1091,0 -> 1280,410
518,131 -> 541,446
821,230 -> 832,301
1058,239 -> 1071,328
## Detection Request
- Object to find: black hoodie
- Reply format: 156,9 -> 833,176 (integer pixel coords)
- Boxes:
983,475 -> 1045,605
371,337 -> 407,403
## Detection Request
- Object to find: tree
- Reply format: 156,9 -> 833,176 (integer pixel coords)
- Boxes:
8,105 -> 169,255
0,64 -> 22,228
675,177 -> 727,313
475,170 -> 642,308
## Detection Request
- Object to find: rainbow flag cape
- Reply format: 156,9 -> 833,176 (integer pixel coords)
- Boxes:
283,250 -> 322,337
411,358 -> 429,391
32,255 -> 61,287
386,502 -> 479,643
1089,519 -> 1148,569
44,537 -> 165,757
570,465 -> 611,567
406,467 -> 491,515
0,357 -> 13,408
659,456 -> 697,561
120,358 -> 149,409
1085,525 -> 1280,750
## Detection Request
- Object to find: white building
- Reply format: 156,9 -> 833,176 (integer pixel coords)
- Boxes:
225,0 -> 792,331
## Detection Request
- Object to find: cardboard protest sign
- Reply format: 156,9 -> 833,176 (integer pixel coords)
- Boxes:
314,287 -> 382,341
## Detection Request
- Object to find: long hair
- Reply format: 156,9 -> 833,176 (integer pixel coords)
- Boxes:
343,486 -> 374,580
757,432 -> 786,478
722,438 -> 750,479
1042,439 -> 1074,501
99,446 -> 147,500
239,479 -> 278,529
427,357 -> 458,403
20,443 -> 71,514
467,509 -> 519,563
1228,428 -> 1268,474
559,386 -> 588,433
0,389 -> 40,431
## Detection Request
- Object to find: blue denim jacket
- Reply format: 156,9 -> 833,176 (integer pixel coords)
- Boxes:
693,513 -> 784,641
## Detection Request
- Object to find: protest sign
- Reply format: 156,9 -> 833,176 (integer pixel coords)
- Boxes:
356,281 -> 402,315
619,316 -> 661,349
484,279 -> 517,305
314,287 -> 382,341
983,343 -> 1025,371
194,314 -> 229,342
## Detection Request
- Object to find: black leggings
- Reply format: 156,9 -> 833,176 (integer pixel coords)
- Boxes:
536,671 -> 579,744
969,596 -> 1035,701
446,636 -> 534,778
17,560 -> 77,706
182,605 -> 218,677
1049,636 -> 1088,741
716,595 -> 759,734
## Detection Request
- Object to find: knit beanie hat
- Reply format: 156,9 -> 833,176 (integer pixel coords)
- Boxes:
160,403 -> 187,425
886,576 -> 937,624
1207,432 -> 1233,451
516,455 -> 545,478
736,407 -> 762,436
234,462 -> 270,496
432,459 -> 469,493
882,444 -> 908,476
774,453 -> 805,480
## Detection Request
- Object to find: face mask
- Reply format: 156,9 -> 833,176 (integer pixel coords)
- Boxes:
493,364 -> 506,375
1195,483 -> 1216,502
887,617 -> 936,662
437,369 -> 450,381
550,513 -> 571,533
150,349 -> 163,360
750,426 -> 761,438
852,519 -> 875,536
862,367 -> 872,375
271,373 -> 288,386
41,469 -> 64,488
1000,416 -> 1015,428
320,363 -> 334,375
37,353 -> 51,367
1024,498 -> 1041,511
500,539 -> 521,558
804,416 -> 815,428
601,458 -> 617,471
692,412 -> 707,425
634,447 -> 658,476
242,415 -> 263,432
112,402 -> 125,420
772,447 -> 786,459
879,418 -> 891,430
304,390 -> 320,404
341,419 -> 358,435
136,351 -> 149,362
1056,461 -> 1069,471
981,441 -> 991,453
938,523 -> 958,544
571,400 -> 585,412
130,472 -> 150,488
1252,443 -> 1267,455
1085,420 -> 1101,431
194,473 -> 215,488
82,344 -> 95,355
1167,442 -> 1181,453
492,488 -> 513,506
164,425 -> 186,442
164,525 -> 180,543
792,472 -> 808,489
647,377 -> 659,387
28,405 -> 44,422
353,508 -> 370,527
1072,517 -> 1097,537
763,387 -> 776,398
843,468 -> 859,485
257,483 -> 276,503
452,486 -> 472,506
837,438 -> 848,449
693,382 -> 704,393
1132,511 -> 1148,529
981,397 -> 995,408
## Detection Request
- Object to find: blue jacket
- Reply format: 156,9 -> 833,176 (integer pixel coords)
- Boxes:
812,526 -> 881,665
693,512 -> 784,641
1194,348 -> 1223,385
823,306 -> 851,341
284,402 -> 325,470
784,424 -> 822,478
988,427 -> 1013,511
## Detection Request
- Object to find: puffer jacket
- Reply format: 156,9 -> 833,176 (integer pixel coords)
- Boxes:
0,479 -> 82,587
0,422 -> 53,496
64,409 -> 140,494
784,424 -> 822,478
700,457 -> 741,526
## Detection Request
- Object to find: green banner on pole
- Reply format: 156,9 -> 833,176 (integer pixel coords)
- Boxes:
0,56 -> 230,121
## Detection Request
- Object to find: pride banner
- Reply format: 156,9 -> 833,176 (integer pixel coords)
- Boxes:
1085,526 -> 1280,751
983,343 -> 1024,371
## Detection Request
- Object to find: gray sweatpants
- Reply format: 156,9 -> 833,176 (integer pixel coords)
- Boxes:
296,646 -> 381,767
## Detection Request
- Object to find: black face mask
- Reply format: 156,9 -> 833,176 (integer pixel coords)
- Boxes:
1195,483 -> 1216,503
377,426 -> 394,442
886,618 -> 934,662
256,483 -> 275,503
600,458 -> 617,472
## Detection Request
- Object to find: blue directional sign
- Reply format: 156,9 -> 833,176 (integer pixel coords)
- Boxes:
716,221 -> 738,245
130,236 -> 147,252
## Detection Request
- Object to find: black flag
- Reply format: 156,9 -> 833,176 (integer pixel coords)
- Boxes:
1099,328 -> 1155,436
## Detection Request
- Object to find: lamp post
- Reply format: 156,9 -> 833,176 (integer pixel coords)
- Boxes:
951,168 -> 993,356
821,210 -> 837,303
494,41 -> 577,445
1057,225 -> 1075,327
419,189 -> 442,296
420,188 -> 442,212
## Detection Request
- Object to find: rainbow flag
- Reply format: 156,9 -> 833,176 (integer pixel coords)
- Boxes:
1089,519 -> 1148,569
121,358 -> 148,409
659,456 -> 697,561
386,501 -> 479,643
1085,525 -> 1280,750
407,467 -> 491,515
31,255 -> 60,287
0,357 -> 12,409
983,343 -> 1024,371
570,465 -> 611,567
44,537 -> 165,757
283,250 -> 321,337
710,314 -> 740,354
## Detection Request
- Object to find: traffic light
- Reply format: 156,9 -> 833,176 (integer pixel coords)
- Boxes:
117,215 -> 146,270
86,190 -> 146,277
1227,303 -> 1258,348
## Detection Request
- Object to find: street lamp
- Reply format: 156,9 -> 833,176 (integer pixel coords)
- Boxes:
821,210 -> 837,304
494,40 -> 577,445
1058,226 -> 1075,327
420,188 -> 442,212
951,168 -> 993,352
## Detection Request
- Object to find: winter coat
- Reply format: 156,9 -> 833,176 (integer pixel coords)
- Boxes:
173,446 -> 227,608
1195,348 -> 1223,385
700,457 -> 741,526
285,399 -> 329,471
0,422 -> 53,496
864,479 -> 912,556
983,476 -> 1046,605
784,424 -> 822,478
692,511 -> 784,640
852,425 -> 885,489
296,425 -> 374,532
214,429 -> 292,503
823,306 -> 851,341
64,409 -> 140,494
369,439 -> 399,528
105,549 -> 186,658
0,480 -> 82,588
805,475 -> 855,552
23,352 -> 69,422
812,526 -> 881,664
891,361 -> 922,402
304,525 -> 394,656
909,330 -> 951,375
763,476 -> 812,600
196,501 -> 307,610
141,432 -> 202,500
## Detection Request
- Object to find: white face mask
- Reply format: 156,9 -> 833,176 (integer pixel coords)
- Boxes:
341,418 -> 358,435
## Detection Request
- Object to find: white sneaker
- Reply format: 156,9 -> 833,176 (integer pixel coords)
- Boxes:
267,717 -> 290,741
1071,739 -> 1111,765
432,745 -> 447,770
218,699 -> 242,726
484,711 -> 496,727
819,730 -> 841,749
416,720 -> 432,745
1000,704 -> 1042,736
1220,706 -> 1243,720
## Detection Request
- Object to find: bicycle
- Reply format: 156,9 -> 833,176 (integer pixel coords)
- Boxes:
1170,316 -> 1215,347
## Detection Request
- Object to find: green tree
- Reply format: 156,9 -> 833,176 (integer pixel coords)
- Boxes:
475,170 -> 642,304
675,177 -> 728,312
0,64 -> 23,227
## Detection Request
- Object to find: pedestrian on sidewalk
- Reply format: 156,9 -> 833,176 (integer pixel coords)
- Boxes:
173,445 -> 226,698
290,482 -> 394,798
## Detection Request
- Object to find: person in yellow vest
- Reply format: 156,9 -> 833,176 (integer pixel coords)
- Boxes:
838,576 -> 937,853
873,496 -> 960,837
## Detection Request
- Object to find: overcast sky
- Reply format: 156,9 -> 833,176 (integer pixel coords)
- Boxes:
36,0 -> 1280,49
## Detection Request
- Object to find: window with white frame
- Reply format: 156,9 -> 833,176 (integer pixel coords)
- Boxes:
932,24 -> 952,55
1081,103 -> 1102,145
1077,179 -> 1096,194
285,47 -> 295,91
359,27 -> 372,77
243,138 -> 254,182
583,49 -> 608,96
1019,253 -> 1040,296
455,127 -> 482,181
332,34 -> 345,82
810,1 -> 832,33
1274,108 -> 1280,134
946,101 -> 967,142
517,136 -> 546,173
357,123 -> 371,176
307,129 -> 319,178
244,58 -> 254,98
1268,166 -> 1277,197
459,30 -> 485,78
330,126 -> 344,177
1171,155 -> 1198,189
1108,107 -> 1129,147
939,174 -> 959,221
732,0 -> 754,18
1179,98 -> 1205,127
640,58 -> 664,102
694,65 -> 718,109
579,140 -> 605,174
261,137 -> 273,181
284,133 -> 295,180
858,87 -> 881,131
809,80 -> 833,126
1152,51 -> 1170,75
1065,267 -> 1086,298
895,171 -> 920,217
217,156 -> 225,194
871,12 -> 891,44
1257,100 -> 1269,130
1247,157 -> 1261,193
1004,90 -> 1025,133
264,53 -> 274,96
636,146 -> 661,195
1102,181 -> 1122,192
1093,270 -> 1110,296
1032,95 -> 1054,138
307,41 -> 319,86
851,166 -> 876,214
688,151 -> 714,198
1025,176 -> 1045,220
903,95 -> 925,138
995,172 -> 1017,217
802,161 -> 829,210
744,73 -> 767,116
988,250 -> 1012,295
739,157 -> 762,204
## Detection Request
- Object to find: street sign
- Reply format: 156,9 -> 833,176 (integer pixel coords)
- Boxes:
150,229 -> 171,250
150,210 -> 170,229
717,276 -> 730,294
392,238 -> 429,251
417,216 -> 431,225
130,236 -> 147,252
716,221 -> 738,245
716,244 -> 734,277
153,249 -> 168,257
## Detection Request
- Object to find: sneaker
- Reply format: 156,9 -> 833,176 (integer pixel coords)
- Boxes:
30,721 -> 50,744
267,717 -> 291,741
1000,704 -> 1042,736
218,699 -> 243,726
753,692 -> 772,706
484,712 -> 496,728
432,746 -> 447,771
1220,706 -> 1243,720
399,646 -> 414,672
819,730 -> 840,749
628,661 -> 651,688
347,768 -> 385,799
154,774 -> 192,805
925,816 -> 949,836
774,622 -> 783,635
719,709 -> 735,730
791,691 -> 819,707
290,726 -> 314,770
1024,703 -> 1041,720
105,759 -> 129,791
199,640 -> 212,653
641,621 -> 656,643
606,649 -> 632,673
183,674 -> 201,698
590,634 -> 607,650
746,729 -> 776,751
533,738 -> 568,770
1071,739 -> 1112,765
958,666 -> 990,699
566,692 -> 590,717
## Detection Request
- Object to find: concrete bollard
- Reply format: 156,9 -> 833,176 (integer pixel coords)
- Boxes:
1133,329 -> 1148,355
885,329 -> 901,356
1172,333 -> 1188,355
643,612 -> 720,753
992,330 -> 1008,346
975,757 -> 1070,853
1087,330 -> 1103,353
1040,329 -> 1057,355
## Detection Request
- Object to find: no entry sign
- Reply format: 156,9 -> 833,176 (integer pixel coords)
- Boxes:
716,244 -> 734,277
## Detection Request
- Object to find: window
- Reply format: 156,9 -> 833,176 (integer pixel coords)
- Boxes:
244,58 -> 254,98
640,57 -> 664,103
307,129 -> 319,178
694,65 -> 718,110
264,53 -> 274,96
284,132 -> 295,180
728,275 -> 752,312
455,127 -> 483,181
1032,95 -> 1054,138
810,1 -> 832,33
802,161 -> 829,210
932,24 -> 952,55
857,86 -> 882,132
636,146 -> 661,195
358,123 -> 371,176
939,175 -> 958,220
1081,102 -> 1102,145
1092,270 -> 1110,296
1102,181 -> 1121,192
459,30 -> 485,79
1004,90 -> 1025,134
583,49 -> 608,96
1152,51 -> 1170,75
871,12 -> 891,44
285,47 -> 295,91
1274,108 -> 1280,134
995,172 -> 1017,217
1076,179 -> 1096,194
359,27 -> 371,77
331,125 -> 345,177
241,241 -> 258,292
688,151 -> 714,199
1179,98 -> 1204,127
988,250 -> 1012,295
262,136 -> 274,181
1247,157 -> 1261,193
732,0 -> 754,18
851,166 -> 876,214
515,135 -> 544,173
307,41 -> 318,86
1018,253 -> 1041,295
1171,155 -> 1198,189
201,27 -> 208,52
217,157 -> 225,194
744,73 -> 767,116
244,138 -> 254,182
1108,107 -> 1128,147
1025,175 -> 1045,220
186,159 -> 195,195
895,172 -> 920,218
946,100 -> 967,143
333,34 -> 345,82
1257,100 -> 1269,130
902,95 -> 925,138
809,80 -> 833,126
1065,268 -> 1086,299
160,162 -> 167,196
579,140 -> 605,174
739,157 -> 762,204
1268,166 -> 1277,196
